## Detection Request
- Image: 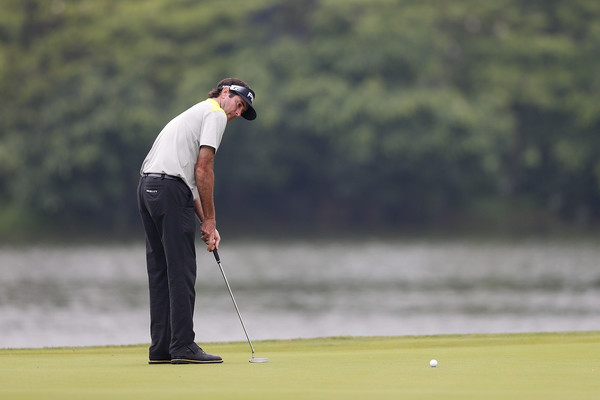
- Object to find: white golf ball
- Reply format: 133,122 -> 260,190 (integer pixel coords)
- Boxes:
430,359 -> 438,367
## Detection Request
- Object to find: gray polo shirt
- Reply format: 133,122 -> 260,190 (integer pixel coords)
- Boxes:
141,99 -> 227,199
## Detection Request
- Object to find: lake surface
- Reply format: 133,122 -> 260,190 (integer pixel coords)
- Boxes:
1,238 -> 599,349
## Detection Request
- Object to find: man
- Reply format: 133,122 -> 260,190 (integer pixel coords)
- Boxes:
137,78 -> 257,364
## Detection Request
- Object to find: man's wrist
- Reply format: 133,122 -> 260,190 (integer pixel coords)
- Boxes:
201,217 -> 216,227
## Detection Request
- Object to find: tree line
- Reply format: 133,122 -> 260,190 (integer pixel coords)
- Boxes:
1,0 -> 599,240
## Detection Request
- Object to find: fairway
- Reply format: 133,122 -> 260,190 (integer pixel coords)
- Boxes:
1,332 -> 598,399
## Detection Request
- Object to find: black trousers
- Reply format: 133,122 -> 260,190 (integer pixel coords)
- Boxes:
137,175 -> 197,358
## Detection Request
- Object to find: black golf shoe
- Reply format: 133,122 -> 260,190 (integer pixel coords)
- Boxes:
148,358 -> 171,365
148,352 -> 172,364
171,344 -> 223,364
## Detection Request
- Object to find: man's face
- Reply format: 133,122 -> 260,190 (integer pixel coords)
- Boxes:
220,90 -> 248,121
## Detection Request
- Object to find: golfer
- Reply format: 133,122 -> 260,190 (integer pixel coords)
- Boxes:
137,78 -> 257,364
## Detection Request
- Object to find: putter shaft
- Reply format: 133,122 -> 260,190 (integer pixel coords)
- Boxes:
213,249 -> 256,358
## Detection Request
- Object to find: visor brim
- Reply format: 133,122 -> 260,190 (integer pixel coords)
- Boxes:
241,107 -> 257,120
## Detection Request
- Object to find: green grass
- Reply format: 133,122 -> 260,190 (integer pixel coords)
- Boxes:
1,332 -> 599,399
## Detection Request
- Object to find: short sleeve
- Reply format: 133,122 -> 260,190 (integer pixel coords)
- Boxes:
199,110 -> 227,152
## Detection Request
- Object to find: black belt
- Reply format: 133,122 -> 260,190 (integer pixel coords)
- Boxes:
143,173 -> 182,181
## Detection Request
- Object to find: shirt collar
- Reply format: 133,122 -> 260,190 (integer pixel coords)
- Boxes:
206,98 -> 224,113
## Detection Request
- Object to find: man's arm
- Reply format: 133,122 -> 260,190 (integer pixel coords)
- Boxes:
195,145 -> 218,251
193,197 -> 204,223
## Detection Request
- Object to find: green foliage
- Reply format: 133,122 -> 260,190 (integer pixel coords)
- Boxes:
1,0 -> 599,238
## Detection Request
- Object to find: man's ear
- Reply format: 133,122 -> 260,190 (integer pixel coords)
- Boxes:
220,86 -> 230,98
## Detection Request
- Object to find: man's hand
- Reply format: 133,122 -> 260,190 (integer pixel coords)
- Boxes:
201,218 -> 219,251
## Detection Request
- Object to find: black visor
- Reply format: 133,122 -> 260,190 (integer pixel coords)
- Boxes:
226,85 -> 257,120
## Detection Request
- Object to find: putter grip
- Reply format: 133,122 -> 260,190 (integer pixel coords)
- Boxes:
213,249 -> 220,263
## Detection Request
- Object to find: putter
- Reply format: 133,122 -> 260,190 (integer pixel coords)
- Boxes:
212,249 -> 269,363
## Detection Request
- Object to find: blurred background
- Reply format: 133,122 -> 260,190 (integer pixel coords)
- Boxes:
0,0 -> 599,348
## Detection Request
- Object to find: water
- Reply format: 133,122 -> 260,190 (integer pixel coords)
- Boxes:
1,238 -> 599,349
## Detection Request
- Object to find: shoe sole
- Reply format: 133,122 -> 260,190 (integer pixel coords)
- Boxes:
171,358 -> 223,364
148,360 -> 172,365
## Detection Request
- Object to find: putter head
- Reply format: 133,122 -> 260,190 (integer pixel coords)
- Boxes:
249,357 -> 269,363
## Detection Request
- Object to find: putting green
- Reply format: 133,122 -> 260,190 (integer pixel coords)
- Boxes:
1,332 -> 598,399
